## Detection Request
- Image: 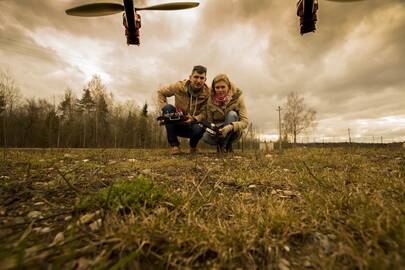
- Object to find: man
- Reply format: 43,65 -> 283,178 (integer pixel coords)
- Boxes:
157,65 -> 210,154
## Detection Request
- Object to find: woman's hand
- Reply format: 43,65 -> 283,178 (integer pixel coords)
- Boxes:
219,124 -> 233,136
184,114 -> 195,124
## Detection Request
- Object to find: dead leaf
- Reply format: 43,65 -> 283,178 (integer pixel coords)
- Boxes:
52,232 -> 64,245
27,211 -> 42,219
76,257 -> 92,270
78,213 -> 96,225
278,258 -> 290,270
89,219 -> 102,231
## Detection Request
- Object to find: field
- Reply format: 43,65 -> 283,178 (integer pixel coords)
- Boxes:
0,147 -> 404,269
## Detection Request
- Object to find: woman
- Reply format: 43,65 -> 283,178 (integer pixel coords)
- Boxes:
203,74 -> 248,152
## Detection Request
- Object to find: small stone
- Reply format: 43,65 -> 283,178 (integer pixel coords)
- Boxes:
271,190 -> 277,195
0,208 -> 6,216
248,184 -> 257,189
64,215 -> 72,221
283,245 -> 290,252
304,260 -> 312,267
27,211 -> 42,219
82,159 -> 89,163
128,159 -> 136,163
265,154 -> 273,158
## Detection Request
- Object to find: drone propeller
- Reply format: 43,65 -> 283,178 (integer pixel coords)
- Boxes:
135,2 -> 199,11
324,0 -> 366,2
65,3 -> 124,17
66,2 -> 199,17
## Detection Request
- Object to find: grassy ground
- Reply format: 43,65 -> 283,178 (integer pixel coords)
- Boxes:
0,147 -> 404,269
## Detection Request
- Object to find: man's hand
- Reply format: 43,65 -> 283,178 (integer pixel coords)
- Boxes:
184,114 -> 195,124
219,124 -> 233,137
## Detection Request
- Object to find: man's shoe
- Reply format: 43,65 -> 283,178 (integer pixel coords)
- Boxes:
189,147 -> 199,154
216,145 -> 226,153
225,143 -> 233,153
171,146 -> 181,155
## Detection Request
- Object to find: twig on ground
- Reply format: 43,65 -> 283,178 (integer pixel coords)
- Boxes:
55,167 -> 81,195
302,161 -> 322,183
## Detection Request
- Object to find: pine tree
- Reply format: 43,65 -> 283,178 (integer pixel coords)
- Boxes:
79,88 -> 95,147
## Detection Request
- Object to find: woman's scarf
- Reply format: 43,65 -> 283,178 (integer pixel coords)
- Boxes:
212,93 -> 230,108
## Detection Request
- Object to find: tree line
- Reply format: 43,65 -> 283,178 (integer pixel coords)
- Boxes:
0,70 -> 260,149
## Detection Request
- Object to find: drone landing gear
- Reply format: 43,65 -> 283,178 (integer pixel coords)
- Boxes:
297,0 -> 318,35
123,12 -> 141,46
125,29 -> 140,46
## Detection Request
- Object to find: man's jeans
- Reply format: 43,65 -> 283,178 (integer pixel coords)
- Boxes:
203,111 -> 241,148
162,104 -> 204,148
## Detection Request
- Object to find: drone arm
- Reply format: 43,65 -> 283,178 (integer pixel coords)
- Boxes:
123,0 -> 136,32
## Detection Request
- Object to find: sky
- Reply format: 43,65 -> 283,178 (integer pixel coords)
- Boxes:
1,0 -> 404,142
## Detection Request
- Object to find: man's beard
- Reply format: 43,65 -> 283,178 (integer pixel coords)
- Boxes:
188,83 -> 202,97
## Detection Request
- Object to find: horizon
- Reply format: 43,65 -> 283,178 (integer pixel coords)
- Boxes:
1,0 -> 405,142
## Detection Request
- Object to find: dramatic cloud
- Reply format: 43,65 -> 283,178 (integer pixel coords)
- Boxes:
1,0 -> 404,141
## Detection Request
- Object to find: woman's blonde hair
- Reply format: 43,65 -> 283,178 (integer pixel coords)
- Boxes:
211,74 -> 231,94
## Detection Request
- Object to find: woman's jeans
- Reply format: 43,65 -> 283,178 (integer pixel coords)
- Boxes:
203,111 -> 241,148
162,104 -> 204,148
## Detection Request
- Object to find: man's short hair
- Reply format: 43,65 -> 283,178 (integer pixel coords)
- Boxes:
192,65 -> 207,74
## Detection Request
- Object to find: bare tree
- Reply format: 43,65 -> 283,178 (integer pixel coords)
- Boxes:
282,92 -> 317,144
0,69 -> 21,148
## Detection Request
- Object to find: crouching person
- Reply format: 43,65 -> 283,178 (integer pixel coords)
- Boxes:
203,74 -> 248,153
157,65 -> 210,155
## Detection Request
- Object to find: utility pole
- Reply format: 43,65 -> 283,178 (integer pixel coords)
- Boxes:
277,106 -> 282,150
348,128 -> 352,144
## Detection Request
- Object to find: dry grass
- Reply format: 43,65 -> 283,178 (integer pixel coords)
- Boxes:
0,147 -> 404,269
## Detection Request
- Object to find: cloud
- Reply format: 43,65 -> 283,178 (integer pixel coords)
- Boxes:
0,0 -> 404,140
